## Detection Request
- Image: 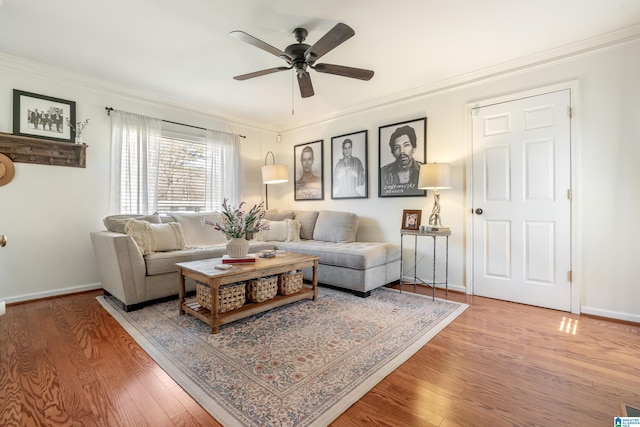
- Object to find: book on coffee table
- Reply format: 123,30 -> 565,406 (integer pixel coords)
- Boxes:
222,254 -> 257,264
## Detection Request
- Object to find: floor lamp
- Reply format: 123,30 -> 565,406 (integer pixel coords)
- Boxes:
262,151 -> 289,210
418,163 -> 451,229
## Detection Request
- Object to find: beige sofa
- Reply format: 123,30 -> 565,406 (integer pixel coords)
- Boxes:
90,210 -> 401,311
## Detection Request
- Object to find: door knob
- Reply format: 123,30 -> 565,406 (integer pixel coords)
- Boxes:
0,235 -> 6,247
475,208 -> 483,215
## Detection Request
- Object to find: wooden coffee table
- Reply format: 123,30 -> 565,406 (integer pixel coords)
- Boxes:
177,252 -> 320,334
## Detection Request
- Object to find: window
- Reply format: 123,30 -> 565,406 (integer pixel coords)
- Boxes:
159,123 -> 239,213
111,110 -> 239,214
156,124 -> 208,212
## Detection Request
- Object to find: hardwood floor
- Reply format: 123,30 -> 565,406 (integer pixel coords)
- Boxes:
1,286 -> 638,426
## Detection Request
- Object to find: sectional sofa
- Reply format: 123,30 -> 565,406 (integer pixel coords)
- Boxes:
90,209 -> 401,311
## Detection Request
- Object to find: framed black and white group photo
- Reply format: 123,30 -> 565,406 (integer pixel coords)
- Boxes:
331,130 -> 368,199
12,89 -> 76,143
378,117 -> 427,198
294,140 -> 324,201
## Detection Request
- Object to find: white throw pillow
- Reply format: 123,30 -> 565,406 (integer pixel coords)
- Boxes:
254,219 -> 301,242
125,220 -> 187,255
171,212 -> 227,247
125,219 -> 154,255
149,222 -> 186,252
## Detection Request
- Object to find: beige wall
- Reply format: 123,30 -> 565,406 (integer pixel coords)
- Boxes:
1,37 -> 638,322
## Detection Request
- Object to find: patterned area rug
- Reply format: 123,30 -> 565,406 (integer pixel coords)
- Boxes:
97,286 -> 467,427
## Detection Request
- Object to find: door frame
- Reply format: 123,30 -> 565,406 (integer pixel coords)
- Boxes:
464,81 -> 582,314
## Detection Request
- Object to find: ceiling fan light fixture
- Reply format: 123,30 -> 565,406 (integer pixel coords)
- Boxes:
231,22 -> 374,98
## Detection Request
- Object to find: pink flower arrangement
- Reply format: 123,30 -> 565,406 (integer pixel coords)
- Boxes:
203,199 -> 269,238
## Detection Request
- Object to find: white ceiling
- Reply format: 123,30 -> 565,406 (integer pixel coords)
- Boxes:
1,0 -> 640,131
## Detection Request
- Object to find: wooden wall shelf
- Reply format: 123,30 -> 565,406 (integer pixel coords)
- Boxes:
0,132 -> 87,168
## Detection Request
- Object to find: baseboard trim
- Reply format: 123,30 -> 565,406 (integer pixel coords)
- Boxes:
400,275 -> 465,294
2,282 -> 103,305
580,306 -> 640,324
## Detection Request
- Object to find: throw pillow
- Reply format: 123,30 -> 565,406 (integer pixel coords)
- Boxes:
293,210 -> 319,240
254,219 -> 301,242
266,220 -> 288,241
313,210 -> 359,243
149,222 -> 186,252
125,220 -> 187,255
286,219 -> 302,242
124,219 -> 154,255
171,212 -> 227,247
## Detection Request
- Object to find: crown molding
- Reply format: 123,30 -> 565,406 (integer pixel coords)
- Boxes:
2,23 -> 639,134
0,53 -> 272,132
278,23 -> 640,133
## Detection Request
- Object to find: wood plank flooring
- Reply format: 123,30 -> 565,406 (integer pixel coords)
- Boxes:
1,286 -> 638,426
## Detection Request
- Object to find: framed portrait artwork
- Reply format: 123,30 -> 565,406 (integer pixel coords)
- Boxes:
402,209 -> 422,231
331,130 -> 368,199
12,89 -> 76,143
378,117 -> 427,197
294,139 -> 324,201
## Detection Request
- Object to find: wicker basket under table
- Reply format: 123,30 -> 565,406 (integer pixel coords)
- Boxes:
196,281 -> 245,313
278,271 -> 304,295
246,275 -> 278,303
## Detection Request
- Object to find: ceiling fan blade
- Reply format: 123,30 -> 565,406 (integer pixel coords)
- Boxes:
304,23 -> 355,65
233,66 -> 291,81
297,71 -> 314,98
313,63 -> 374,81
230,30 -> 292,62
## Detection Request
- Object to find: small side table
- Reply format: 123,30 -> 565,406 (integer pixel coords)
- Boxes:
400,229 -> 451,300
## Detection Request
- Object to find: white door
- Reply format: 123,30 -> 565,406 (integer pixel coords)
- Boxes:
472,89 -> 572,311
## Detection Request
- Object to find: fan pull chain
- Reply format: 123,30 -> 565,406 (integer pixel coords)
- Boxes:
291,70 -> 295,115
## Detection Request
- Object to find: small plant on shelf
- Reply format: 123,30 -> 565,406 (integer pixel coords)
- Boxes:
66,118 -> 90,142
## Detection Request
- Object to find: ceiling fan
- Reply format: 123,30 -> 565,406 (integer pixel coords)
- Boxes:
230,23 -> 374,98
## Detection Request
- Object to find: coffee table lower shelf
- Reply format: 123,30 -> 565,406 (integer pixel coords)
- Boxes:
181,286 -> 315,330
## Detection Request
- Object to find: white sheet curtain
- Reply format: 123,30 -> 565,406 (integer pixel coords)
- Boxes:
110,109 -> 240,214
109,110 -> 162,214
205,129 -> 240,210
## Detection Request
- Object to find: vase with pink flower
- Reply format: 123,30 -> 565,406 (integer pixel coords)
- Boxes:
203,199 -> 269,258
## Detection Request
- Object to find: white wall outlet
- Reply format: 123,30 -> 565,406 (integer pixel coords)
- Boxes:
0,300 -> 5,316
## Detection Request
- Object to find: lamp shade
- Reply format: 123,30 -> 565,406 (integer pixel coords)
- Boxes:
262,164 -> 289,184
418,163 -> 452,189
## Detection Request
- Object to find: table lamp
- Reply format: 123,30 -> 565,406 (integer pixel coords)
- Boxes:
262,151 -> 289,210
418,163 -> 451,228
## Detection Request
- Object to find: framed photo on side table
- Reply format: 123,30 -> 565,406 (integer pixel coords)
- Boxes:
401,209 -> 421,231
378,117 -> 427,197
294,140 -> 324,201
12,89 -> 76,143
331,130 -> 368,199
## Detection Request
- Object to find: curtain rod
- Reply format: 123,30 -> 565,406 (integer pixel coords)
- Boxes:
105,107 -> 246,138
